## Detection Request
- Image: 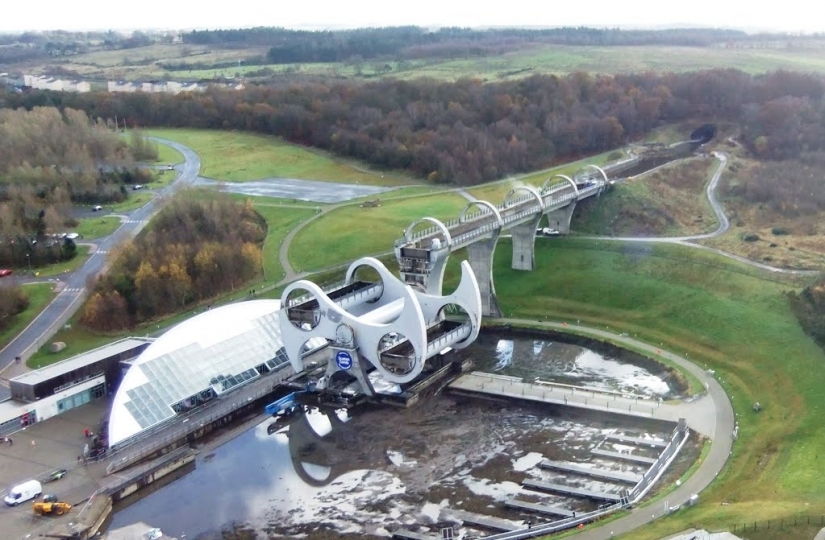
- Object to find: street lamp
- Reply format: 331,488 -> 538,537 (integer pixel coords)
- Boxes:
26,253 -> 32,274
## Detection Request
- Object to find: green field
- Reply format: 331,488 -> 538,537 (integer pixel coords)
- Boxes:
154,142 -> 184,164
34,245 -> 91,277
0,283 -> 55,350
147,128 -> 414,186
255,204 -> 318,282
473,238 -> 825,537
35,42 -> 825,83
73,216 -> 122,239
289,193 -> 468,272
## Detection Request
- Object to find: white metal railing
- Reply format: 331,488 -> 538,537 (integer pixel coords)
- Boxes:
426,323 -> 472,356
395,179 -> 607,248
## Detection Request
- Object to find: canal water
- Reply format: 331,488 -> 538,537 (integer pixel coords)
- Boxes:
458,331 -> 679,398
109,333 -> 680,539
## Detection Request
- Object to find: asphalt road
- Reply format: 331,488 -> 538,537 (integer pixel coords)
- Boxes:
497,319 -> 735,540
0,139 -> 200,398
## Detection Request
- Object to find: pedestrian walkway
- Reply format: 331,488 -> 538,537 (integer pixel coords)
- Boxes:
538,459 -> 642,484
522,479 -> 623,502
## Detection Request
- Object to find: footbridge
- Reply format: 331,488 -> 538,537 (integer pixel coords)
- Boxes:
279,256 -> 482,393
395,164 -> 616,316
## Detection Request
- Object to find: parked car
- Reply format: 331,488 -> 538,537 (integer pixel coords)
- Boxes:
92,205 -> 103,212
0,269 -> 12,277
46,469 -> 67,482
166,165 -> 174,170
132,184 -> 144,190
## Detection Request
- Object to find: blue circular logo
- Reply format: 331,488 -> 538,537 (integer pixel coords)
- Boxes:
336,350 -> 353,370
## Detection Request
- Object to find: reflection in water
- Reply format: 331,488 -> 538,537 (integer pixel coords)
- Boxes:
466,335 -> 673,397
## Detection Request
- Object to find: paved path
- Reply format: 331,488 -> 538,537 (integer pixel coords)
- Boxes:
580,153 -> 819,276
192,176 -> 398,203
0,139 -> 200,396
496,318 -> 735,540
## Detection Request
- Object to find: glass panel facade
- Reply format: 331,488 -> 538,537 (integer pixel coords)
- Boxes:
110,301 -> 328,444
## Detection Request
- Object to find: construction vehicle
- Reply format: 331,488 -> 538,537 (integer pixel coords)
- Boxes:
33,495 -> 72,516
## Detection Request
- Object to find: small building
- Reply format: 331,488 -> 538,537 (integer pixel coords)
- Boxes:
0,338 -> 153,435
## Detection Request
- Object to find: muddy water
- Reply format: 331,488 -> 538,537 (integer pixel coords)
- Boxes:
109,336 -> 682,539
460,331 -> 678,398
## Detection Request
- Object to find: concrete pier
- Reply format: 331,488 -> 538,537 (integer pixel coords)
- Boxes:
606,434 -> 668,448
446,508 -> 520,531
539,460 -> 642,484
448,372 -> 662,419
545,202 -> 577,234
522,479 -> 623,502
510,217 -> 542,271
393,529 -> 439,540
466,237 -> 501,316
591,448 -> 657,465
505,499 -> 575,518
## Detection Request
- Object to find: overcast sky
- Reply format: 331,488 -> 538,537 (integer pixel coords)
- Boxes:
2,0 -> 823,34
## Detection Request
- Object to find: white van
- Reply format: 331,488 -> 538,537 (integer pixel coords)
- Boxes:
4,479 -> 41,506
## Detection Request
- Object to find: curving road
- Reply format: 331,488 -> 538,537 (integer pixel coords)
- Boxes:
581,153 -> 820,276
0,139 -> 200,396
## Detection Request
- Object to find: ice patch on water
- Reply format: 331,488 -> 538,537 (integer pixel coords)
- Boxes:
512,452 -> 544,472
462,477 -> 524,501
421,502 -> 441,522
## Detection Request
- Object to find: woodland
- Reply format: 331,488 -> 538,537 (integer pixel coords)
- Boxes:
10,68 -> 824,185
81,194 -> 265,331
0,107 -> 155,268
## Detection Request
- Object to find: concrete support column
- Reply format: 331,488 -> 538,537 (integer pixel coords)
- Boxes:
545,201 -> 577,234
511,214 -> 543,271
466,237 -> 500,317
424,248 -> 449,296
326,346 -> 375,397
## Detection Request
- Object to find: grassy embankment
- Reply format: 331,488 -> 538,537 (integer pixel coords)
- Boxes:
573,156 -> 720,237
0,283 -> 56,350
472,238 -> 825,538
43,43 -> 825,82
288,193 -> 469,273
147,128 -> 415,186
154,142 -> 184,164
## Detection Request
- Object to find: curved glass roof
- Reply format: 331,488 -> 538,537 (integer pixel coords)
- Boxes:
109,299 -> 326,448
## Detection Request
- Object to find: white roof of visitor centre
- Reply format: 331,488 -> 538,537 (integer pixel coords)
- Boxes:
108,299 -> 326,447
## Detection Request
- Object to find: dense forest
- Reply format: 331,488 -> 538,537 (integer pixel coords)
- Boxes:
0,107 -> 154,267
82,194 -> 265,331
11,68 -> 825,185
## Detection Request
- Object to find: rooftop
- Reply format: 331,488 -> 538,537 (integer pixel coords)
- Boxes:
11,338 -> 154,387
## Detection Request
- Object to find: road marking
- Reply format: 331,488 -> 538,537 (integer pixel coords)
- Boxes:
63,287 -> 84,293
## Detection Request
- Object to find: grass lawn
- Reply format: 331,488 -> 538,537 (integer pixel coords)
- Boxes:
146,128 -> 414,186
254,204 -> 318,283
0,283 -> 55,350
479,238 -> 825,537
154,142 -> 184,164
34,245 -> 91,277
109,194 -> 153,213
288,192 -> 468,272
73,216 -> 123,239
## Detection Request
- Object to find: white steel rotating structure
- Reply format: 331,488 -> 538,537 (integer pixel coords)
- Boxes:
279,256 -> 482,393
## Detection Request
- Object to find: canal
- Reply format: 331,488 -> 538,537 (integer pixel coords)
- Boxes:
110,331 -> 687,539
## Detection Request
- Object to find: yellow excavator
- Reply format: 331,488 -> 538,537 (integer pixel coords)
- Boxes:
33,494 -> 71,516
